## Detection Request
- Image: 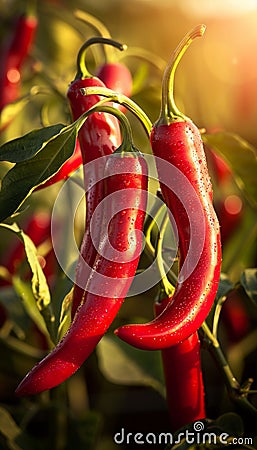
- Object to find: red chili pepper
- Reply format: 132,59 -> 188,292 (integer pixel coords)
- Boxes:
206,146 -> 232,185
96,62 -> 133,113
15,110 -> 148,395
34,139 -> 82,189
66,37 -> 129,319
0,11 -> 38,112
115,25 -> 221,350
35,38 -> 133,191
155,299 -> 206,431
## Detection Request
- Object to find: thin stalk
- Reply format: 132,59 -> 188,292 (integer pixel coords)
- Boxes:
74,9 -> 111,39
80,86 -> 152,135
212,295 -> 227,339
155,212 -> 174,297
75,37 -> 127,80
144,204 -> 178,287
160,24 -> 206,123
201,321 -> 257,418
74,102 -> 133,151
120,46 -> 166,72
145,203 -> 166,255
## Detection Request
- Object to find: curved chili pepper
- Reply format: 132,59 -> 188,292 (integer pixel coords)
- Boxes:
66,37 -> 130,319
115,25 -> 221,350
34,139 -> 82,189
15,106 -> 148,396
0,10 -> 38,112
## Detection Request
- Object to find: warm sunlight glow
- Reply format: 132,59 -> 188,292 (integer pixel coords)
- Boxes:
178,0 -> 257,16
224,195 -> 243,215
7,68 -> 20,84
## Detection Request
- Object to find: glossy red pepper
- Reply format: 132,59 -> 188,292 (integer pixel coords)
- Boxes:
96,62 -> 133,113
206,146 -> 232,185
0,11 -> 38,112
66,37 -> 128,319
115,25 -> 221,350
37,39 -> 133,191
15,111 -> 148,395
34,139 -> 82,190
155,300 -> 206,431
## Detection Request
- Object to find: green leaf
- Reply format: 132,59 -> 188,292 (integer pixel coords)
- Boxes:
68,411 -> 102,450
0,124 -> 65,162
0,223 -> 55,341
57,287 -> 73,340
241,268 -> 257,306
0,126 -> 77,222
215,412 -> 244,437
203,132 -> 257,206
97,335 -> 164,396
0,406 -> 22,450
215,273 -> 234,302
0,286 -> 30,338
12,277 -> 49,338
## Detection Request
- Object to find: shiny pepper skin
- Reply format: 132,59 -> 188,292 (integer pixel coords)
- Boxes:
67,76 -> 122,319
37,55 -> 133,190
96,62 -> 133,113
115,121 -> 221,350
15,149 -> 148,395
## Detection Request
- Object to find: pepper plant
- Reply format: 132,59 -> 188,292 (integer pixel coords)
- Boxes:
0,5 -> 257,450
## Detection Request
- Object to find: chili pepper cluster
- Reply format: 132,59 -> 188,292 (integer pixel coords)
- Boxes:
1,15 -> 221,425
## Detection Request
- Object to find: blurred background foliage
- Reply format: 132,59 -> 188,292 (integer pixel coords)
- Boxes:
1,0 -> 257,449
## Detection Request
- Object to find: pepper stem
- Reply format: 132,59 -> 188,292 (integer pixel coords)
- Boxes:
155,211 -> 175,297
74,10 -> 115,63
74,101 -> 133,152
75,37 -> 127,80
160,24 -> 206,123
80,86 -> 152,136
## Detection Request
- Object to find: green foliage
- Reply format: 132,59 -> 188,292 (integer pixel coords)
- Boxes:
241,268 -> 257,307
0,126 -> 77,222
97,335 -> 164,395
0,223 -> 55,342
0,124 -> 65,163
203,132 -> 257,207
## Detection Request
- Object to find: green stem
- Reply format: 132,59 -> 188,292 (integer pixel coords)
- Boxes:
74,9 -> 111,39
74,9 -> 115,63
155,211 -> 175,297
80,86 -> 152,136
75,37 -> 127,80
143,200 -> 178,287
74,100 -> 133,151
25,0 -> 37,17
145,203 -> 166,255
120,46 -> 166,72
212,295 -> 227,339
160,24 -> 206,123
201,321 -> 257,418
